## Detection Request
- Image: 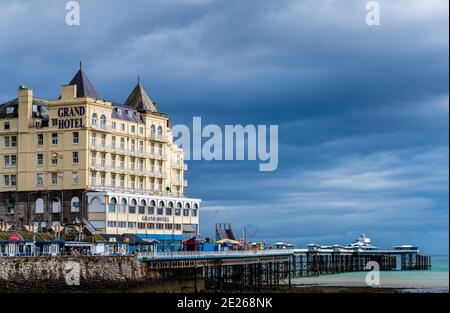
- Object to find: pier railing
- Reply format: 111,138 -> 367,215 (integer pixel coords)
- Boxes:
137,249 -> 293,260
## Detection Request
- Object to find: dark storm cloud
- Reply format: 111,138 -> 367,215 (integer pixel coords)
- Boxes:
0,0 -> 448,253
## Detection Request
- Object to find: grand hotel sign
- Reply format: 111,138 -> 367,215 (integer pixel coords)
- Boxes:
57,106 -> 85,129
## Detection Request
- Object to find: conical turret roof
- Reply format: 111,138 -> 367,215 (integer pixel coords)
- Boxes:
124,80 -> 157,112
68,66 -> 100,99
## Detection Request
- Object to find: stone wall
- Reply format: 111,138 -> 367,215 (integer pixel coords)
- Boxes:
0,256 -> 201,292
0,189 -> 87,230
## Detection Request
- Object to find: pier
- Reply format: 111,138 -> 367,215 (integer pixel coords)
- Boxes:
137,247 -> 431,291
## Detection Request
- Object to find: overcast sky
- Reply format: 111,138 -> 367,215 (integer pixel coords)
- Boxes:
0,0 -> 448,254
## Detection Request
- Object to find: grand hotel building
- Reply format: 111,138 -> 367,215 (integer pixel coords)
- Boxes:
0,67 -> 200,250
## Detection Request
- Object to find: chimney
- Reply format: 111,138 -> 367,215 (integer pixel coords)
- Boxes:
61,84 -> 77,99
18,85 -> 33,132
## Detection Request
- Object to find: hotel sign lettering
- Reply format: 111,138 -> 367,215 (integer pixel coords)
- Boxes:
142,216 -> 170,223
57,106 -> 85,129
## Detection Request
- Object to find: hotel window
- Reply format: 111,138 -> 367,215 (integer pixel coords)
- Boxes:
9,174 -> 16,186
3,155 -> 10,167
109,198 -> 117,213
118,221 -> 126,228
165,224 -> 172,230
91,113 -> 97,127
130,139 -> 135,152
120,175 -> 125,188
175,208 -> 181,216
157,144 -> 163,156
91,152 -> 96,166
35,198 -> 44,214
100,173 -> 105,187
120,156 -> 125,169
100,115 -> 106,129
111,136 -> 116,149
128,222 -> 136,229
157,126 -> 163,138
36,173 -> 43,186
37,134 -> 44,146
111,174 -> 116,187
4,121 -> 10,130
138,222 -> 146,229
91,171 -> 96,186
165,208 -> 172,216
52,119 -> 58,127
139,127 -> 144,135
156,223 -> 164,230
3,175 -> 9,187
72,151 -> 79,164
120,198 -> 127,213
138,177 -> 143,190
51,133 -> 58,145
3,136 -> 10,148
150,142 -> 155,155
101,134 -> 106,148
52,198 -> 61,213
138,141 -> 143,154
138,159 -> 143,172
120,137 -> 125,151
100,153 -> 106,167
147,223 -> 155,230
121,123 -> 125,132
11,136 -> 16,147
130,176 -> 136,190
130,125 -> 135,133
158,178 -> 163,191
72,172 -> 79,184
111,155 -> 116,169
107,221 -> 117,228
192,209 -> 198,217
72,132 -> 79,144
150,125 -> 156,137
175,224 -> 181,230
183,209 -> 189,217
112,121 -> 116,130
71,197 -> 80,212
139,200 -> 146,214
11,155 -> 16,166
36,154 -> 44,166
51,172 -> 58,185
130,157 -> 135,170
51,155 -> 58,165
157,201 -> 164,215
148,201 -> 155,215
91,133 -> 96,146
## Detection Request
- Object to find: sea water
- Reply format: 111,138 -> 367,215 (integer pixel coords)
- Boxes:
291,255 -> 449,292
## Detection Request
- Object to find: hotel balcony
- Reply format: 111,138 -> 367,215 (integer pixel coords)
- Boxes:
172,178 -> 188,187
147,151 -> 166,160
89,184 -> 186,197
149,133 -> 168,142
171,161 -> 188,171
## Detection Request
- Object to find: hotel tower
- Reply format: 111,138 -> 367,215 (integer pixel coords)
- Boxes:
0,66 -> 200,250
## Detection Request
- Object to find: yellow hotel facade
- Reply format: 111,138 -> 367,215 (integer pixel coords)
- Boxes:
0,67 -> 200,250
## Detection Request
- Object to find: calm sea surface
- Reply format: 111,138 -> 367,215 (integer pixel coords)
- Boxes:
291,255 -> 449,292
